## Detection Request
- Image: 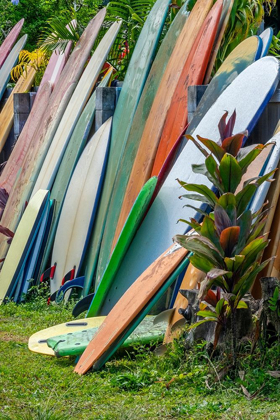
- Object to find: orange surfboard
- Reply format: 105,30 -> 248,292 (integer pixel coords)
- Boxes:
74,243 -> 188,374
110,0 -> 214,252
151,0 -> 223,177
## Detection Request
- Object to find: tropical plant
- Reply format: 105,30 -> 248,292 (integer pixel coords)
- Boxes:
10,48 -> 49,85
173,111 -> 275,363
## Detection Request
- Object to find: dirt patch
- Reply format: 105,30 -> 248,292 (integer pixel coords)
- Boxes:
0,331 -> 28,343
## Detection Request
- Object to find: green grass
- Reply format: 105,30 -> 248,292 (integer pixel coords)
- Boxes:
1,299 -> 280,420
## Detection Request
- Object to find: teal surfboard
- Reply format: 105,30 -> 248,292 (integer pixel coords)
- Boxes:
83,0 -> 171,296
47,315 -> 167,357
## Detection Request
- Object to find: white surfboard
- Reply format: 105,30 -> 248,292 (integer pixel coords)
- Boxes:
50,118 -> 112,293
32,21 -> 121,197
98,56 -> 279,315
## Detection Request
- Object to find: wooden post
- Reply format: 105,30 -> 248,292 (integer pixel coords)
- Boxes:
187,85 -> 208,123
95,86 -> 122,132
13,92 -> 36,140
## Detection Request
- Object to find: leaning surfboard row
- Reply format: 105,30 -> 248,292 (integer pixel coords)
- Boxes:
0,2 -> 279,375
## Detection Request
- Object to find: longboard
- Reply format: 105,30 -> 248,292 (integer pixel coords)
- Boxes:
187,35 -> 262,136
112,0 -> 214,268
50,119 -> 111,293
82,0 -> 171,296
97,57 -> 279,316
0,10 -> 106,262
86,176 -> 158,317
75,243 -> 189,374
32,21 -> 121,195
95,3 -> 190,289
0,34 -> 27,101
0,19 -> 24,68
0,189 -> 49,303
151,0 -> 223,177
203,0 -> 234,84
259,27 -> 273,57
38,68 -> 113,281
48,316 -> 167,358
0,65 -> 37,152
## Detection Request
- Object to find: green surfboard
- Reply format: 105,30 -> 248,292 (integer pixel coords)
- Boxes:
95,3 -> 190,288
37,69 -> 112,281
87,176 -> 157,317
47,316 -> 167,357
83,0 -> 171,296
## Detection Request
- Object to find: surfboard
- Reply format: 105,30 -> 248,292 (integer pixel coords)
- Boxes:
48,316 -> 167,358
75,244 -> 189,374
29,316 -> 106,356
96,57 -> 279,316
95,3 -> 190,289
82,0 -> 171,296
165,138 -> 280,343
0,65 -> 37,152
0,10 -> 106,262
151,0 -> 223,177
0,19 -> 24,68
0,82 -> 52,194
32,21 -> 121,195
86,176 -> 158,317
37,68 -> 113,282
111,0 -> 214,269
259,27 -> 273,57
50,118 -> 111,294
0,189 -> 49,303
0,34 -> 27,101
203,0 -> 234,84
187,35 -> 262,136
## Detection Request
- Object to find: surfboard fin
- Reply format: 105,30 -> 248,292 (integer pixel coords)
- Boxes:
153,308 -> 175,325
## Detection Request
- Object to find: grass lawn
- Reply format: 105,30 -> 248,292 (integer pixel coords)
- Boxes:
1,298 -> 280,420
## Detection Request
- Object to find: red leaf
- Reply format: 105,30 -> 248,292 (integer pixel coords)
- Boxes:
222,132 -> 248,156
220,226 -> 240,257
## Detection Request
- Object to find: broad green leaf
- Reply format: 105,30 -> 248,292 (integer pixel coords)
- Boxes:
188,319 -> 216,330
196,135 -> 225,162
236,184 -> 257,216
205,155 -> 223,193
185,134 -> 209,158
218,193 -> 236,209
224,255 -> 245,272
197,310 -> 218,319
174,235 -> 223,266
215,298 -> 225,315
254,169 -> 277,187
201,216 -> 224,255
240,236 -> 268,273
179,193 -> 215,207
178,182 -> 218,207
236,210 -> 252,252
235,259 -> 272,301
237,300 -> 248,309
183,204 -> 209,217
220,226 -> 240,257
189,254 -> 215,273
237,143 -> 272,172
207,268 -> 232,280
246,216 -> 268,244
219,153 -> 242,193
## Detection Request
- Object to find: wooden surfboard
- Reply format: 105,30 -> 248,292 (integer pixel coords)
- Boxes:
0,189 -> 49,303
203,0 -> 234,84
50,119 -> 111,293
95,3 -> 190,289
112,0 -> 214,264
0,10 -> 106,262
0,65 -> 37,152
259,27 -> 273,58
187,35 -> 262,136
32,21 -> 121,195
151,0 -> 223,177
97,57 -> 279,316
29,317 -> 106,356
75,243 -> 189,374
87,176 -> 158,317
38,68 -> 113,281
82,0 -> 171,296
0,19 -> 24,68
47,316 -> 167,358
0,34 -> 27,101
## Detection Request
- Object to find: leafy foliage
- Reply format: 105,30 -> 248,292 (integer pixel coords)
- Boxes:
174,111 -> 274,355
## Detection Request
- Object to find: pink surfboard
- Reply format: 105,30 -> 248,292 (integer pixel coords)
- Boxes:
0,19 -> 24,68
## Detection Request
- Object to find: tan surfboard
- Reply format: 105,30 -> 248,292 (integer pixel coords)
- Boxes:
75,243 -> 188,374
